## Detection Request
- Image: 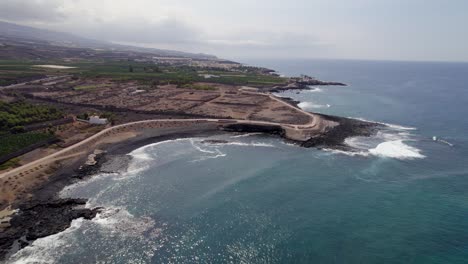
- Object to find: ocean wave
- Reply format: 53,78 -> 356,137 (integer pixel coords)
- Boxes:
305,87 -> 323,93
209,141 -> 276,148
7,206 -> 166,264
326,140 -> 425,160
6,218 -> 86,264
190,139 -> 227,162
335,130 -> 425,160
369,140 -> 426,160
230,133 -> 264,138
322,148 -> 370,157
298,102 -> 331,110
59,172 -> 119,199
350,117 -> 417,131
129,147 -> 153,161
92,207 -> 161,238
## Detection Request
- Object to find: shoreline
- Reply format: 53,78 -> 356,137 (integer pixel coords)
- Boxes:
0,124 -> 226,259
0,100 -> 381,260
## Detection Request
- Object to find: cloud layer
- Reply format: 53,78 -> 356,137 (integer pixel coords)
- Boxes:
0,0 -> 65,22
1,0 -> 467,61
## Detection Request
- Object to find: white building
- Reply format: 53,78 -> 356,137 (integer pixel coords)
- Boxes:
89,116 -> 108,125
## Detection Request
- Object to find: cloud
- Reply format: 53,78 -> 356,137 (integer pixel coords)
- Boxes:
80,17 -> 201,45
0,0 -> 66,22
196,30 -> 331,59
0,0 -> 332,59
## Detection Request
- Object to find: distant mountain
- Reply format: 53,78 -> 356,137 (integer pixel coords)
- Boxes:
0,21 -> 217,59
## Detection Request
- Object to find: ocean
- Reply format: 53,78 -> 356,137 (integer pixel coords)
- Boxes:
7,59 -> 468,263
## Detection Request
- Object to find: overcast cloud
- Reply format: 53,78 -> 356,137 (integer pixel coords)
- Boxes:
0,0 -> 467,61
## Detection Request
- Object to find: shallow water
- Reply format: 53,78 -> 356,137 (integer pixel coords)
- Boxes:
7,60 -> 468,263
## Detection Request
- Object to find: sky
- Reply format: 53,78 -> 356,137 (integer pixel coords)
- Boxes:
0,0 -> 467,62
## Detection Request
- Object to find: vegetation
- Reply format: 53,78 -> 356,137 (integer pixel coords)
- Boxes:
0,59 -> 288,88
0,72 -> 46,86
0,158 -> 20,170
0,99 -> 62,164
0,132 -> 55,157
0,101 -> 63,132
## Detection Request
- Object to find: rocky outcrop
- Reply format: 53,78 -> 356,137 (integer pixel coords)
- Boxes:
0,199 -> 101,260
221,123 -> 285,136
268,78 -> 346,93
302,115 -> 382,149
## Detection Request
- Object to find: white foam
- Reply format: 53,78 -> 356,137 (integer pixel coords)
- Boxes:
338,129 -> 425,160
369,140 -> 425,160
7,206 -> 165,264
6,218 -> 86,264
230,133 -> 264,138
190,139 -> 219,154
298,102 -> 331,110
305,87 -> 323,93
323,148 -> 370,157
209,141 -> 275,148
190,151 -> 226,162
92,207 -> 159,237
190,139 -> 227,162
344,137 -> 375,150
129,147 -> 153,161
350,117 -> 417,131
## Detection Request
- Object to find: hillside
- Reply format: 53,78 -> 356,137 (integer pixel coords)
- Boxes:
0,21 -> 217,60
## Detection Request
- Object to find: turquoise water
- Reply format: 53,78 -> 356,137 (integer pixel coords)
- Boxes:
7,60 -> 468,263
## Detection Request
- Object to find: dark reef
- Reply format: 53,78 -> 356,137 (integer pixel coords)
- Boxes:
302,114 -> 383,150
221,123 -> 285,136
0,199 -> 101,260
221,115 -> 382,150
0,154 -> 108,260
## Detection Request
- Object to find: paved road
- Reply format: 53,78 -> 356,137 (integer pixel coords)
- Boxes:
239,88 -> 322,129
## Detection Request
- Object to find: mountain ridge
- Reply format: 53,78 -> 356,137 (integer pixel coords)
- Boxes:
0,20 -> 217,59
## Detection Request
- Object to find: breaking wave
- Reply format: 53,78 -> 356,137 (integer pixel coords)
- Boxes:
327,124 -> 425,160
230,133 -> 264,138
7,206 -> 165,264
369,140 -> 425,159
298,102 -> 331,110
350,117 -> 417,131
305,87 -> 323,93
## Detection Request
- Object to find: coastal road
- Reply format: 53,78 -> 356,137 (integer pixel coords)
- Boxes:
0,86 -> 331,180
239,88 -> 333,130
0,117 -> 324,179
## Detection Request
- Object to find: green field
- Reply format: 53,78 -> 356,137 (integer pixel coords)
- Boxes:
0,59 -> 288,88
0,132 -> 54,157
0,101 -> 63,132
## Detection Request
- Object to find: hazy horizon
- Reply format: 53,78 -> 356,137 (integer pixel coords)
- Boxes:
1,0 -> 468,62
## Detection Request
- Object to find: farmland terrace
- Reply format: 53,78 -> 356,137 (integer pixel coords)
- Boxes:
8,77 -> 313,125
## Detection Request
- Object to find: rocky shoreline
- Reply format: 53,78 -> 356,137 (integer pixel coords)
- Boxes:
0,130 -> 223,260
267,76 -> 347,93
0,199 -> 101,259
0,117 -> 381,260
0,83 -> 380,261
221,115 -> 382,151
301,114 -> 383,150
